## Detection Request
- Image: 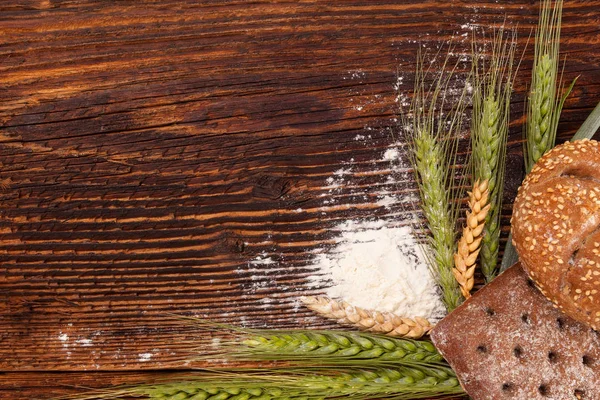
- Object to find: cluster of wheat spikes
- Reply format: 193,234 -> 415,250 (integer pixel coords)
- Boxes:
471,28 -> 517,282
53,2 -> 589,400
404,49 -> 470,312
63,324 -> 464,400
406,27 -> 516,302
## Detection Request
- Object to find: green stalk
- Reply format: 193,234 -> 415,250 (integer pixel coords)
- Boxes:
571,101 -> 600,141
405,49 -> 470,312
471,28 -> 516,282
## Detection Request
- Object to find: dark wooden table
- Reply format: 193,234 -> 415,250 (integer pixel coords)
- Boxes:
0,1 -> 598,399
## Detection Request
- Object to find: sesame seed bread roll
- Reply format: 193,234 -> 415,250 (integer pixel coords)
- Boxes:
512,139 -> 600,330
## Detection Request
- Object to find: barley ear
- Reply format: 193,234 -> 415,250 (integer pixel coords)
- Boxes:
453,180 -> 490,298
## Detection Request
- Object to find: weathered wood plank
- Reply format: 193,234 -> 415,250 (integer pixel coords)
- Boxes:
0,0 -> 599,398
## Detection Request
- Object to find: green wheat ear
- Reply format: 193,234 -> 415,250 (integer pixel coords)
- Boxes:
66,366 -> 463,400
525,0 -> 574,172
501,0 -> 575,272
236,330 -> 444,365
404,48 -> 470,312
471,28 -> 517,282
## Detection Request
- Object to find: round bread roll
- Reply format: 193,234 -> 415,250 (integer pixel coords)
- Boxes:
512,139 -> 600,330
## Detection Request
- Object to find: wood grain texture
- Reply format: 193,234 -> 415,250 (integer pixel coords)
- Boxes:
0,0 -> 599,398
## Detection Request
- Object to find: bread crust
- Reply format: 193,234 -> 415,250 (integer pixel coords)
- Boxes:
512,139 -> 600,330
430,264 -> 600,400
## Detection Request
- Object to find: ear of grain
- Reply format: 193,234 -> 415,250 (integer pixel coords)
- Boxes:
412,131 -> 460,311
501,0 -> 569,273
471,28 -> 516,282
135,367 -> 464,399
525,0 -> 567,173
301,296 -> 433,339
62,368 -> 464,399
297,366 -> 463,398
453,180 -> 490,298
404,49 -> 470,312
236,327 -> 444,365
477,95 -> 506,282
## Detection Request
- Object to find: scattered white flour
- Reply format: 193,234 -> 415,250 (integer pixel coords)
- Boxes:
333,167 -> 351,176
310,220 -> 446,322
375,195 -> 396,208
76,338 -> 93,347
301,62 -> 471,322
344,70 -> 366,80
249,253 -> 277,266
138,353 -> 153,362
393,75 -> 404,91
383,148 -> 399,161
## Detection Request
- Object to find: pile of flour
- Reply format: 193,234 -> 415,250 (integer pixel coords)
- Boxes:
310,219 -> 446,322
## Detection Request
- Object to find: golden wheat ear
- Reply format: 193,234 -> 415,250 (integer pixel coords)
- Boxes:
301,296 -> 433,339
453,180 -> 490,299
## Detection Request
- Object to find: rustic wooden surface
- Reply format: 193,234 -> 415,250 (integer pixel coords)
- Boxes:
0,0 -> 599,399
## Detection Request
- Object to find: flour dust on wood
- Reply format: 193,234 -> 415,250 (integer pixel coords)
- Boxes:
309,219 -> 445,322
309,139 -> 446,322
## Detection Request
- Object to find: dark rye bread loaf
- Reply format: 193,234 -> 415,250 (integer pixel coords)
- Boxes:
511,139 -> 600,330
430,264 -> 600,400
